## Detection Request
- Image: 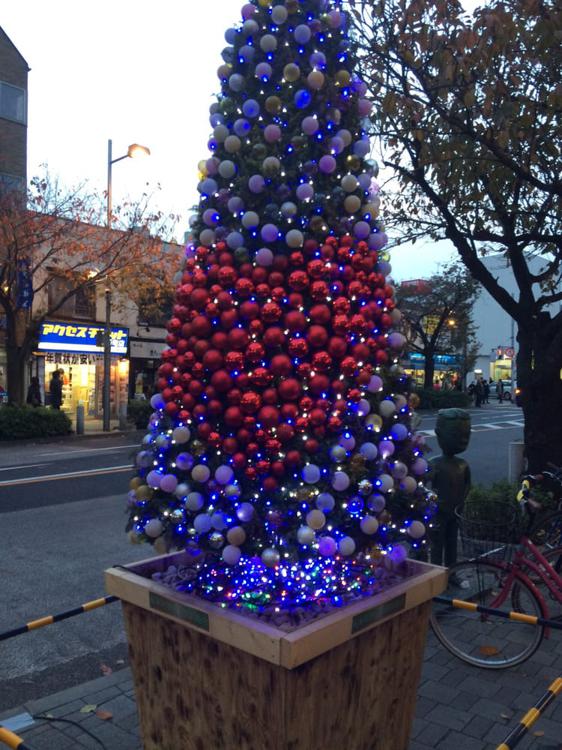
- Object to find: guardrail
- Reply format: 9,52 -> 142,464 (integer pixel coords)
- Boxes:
496,677 -> 562,749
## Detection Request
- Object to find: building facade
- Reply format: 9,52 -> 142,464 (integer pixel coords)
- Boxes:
0,26 -> 28,191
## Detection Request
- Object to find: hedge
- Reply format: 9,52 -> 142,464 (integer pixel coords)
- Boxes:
414,388 -> 471,410
128,399 -> 153,429
0,405 -> 72,440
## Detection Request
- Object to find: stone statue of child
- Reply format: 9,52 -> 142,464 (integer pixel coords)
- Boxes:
429,408 -> 472,567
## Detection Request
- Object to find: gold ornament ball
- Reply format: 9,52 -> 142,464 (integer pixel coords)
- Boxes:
191,440 -> 206,456
154,537 -> 169,555
307,70 -> 325,90
363,202 -> 380,218
130,476 -> 143,491
265,96 -> 282,114
258,0 -> 272,6
135,484 -> 153,501
346,154 -> 361,171
217,64 -> 232,80
379,510 -> 392,525
128,530 -> 141,545
344,195 -> 361,214
285,0 -> 299,13
335,70 -> 351,87
309,215 -> 326,233
284,63 -> 300,82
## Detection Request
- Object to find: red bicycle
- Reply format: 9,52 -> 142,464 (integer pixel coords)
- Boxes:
431,497 -> 562,668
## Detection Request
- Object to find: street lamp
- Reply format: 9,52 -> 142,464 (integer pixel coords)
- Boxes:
103,138 -> 151,431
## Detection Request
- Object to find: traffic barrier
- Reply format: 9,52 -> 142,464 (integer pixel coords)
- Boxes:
433,595 -> 562,630
0,596 -> 118,642
496,677 -> 562,749
0,726 -> 33,749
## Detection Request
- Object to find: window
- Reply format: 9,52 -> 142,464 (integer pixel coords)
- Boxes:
0,81 -> 26,124
47,274 -> 95,320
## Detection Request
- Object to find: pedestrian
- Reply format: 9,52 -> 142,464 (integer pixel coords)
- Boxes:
475,377 -> 484,407
26,376 -> 42,407
483,379 -> 490,404
49,370 -> 63,410
497,378 -> 504,403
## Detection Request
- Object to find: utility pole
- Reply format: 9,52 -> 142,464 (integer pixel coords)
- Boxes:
103,287 -> 112,431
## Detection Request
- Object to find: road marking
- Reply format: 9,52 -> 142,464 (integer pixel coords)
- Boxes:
417,430 -> 436,437
36,444 -> 134,457
0,463 -> 48,473
0,464 -> 131,487
475,423 -> 503,429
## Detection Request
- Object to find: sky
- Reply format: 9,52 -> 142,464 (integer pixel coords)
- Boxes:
1,0 -> 456,281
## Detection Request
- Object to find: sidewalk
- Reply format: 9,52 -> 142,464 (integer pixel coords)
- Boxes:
2,629 -> 561,750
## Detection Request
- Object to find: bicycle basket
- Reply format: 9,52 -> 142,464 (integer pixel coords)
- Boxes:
456,500 -> 524,561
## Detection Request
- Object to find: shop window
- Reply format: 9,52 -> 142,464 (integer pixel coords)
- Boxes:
0,81 -> 26,124
47,274 -> 95,319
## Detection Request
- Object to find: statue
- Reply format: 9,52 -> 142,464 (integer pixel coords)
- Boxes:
429,408 -> 472,567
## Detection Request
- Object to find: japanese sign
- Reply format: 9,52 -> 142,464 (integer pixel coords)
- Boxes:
38,321 -> 129,355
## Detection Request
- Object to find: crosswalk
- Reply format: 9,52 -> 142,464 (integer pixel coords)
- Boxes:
416,419 -> 524,438
416,406 -> 524,438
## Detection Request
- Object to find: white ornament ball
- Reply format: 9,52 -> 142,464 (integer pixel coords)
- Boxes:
316,492 -> 336,512
306,509 -> 326,530
344,195 -> 361,214
194,514 -> 212,534
213,124 -> 229,142
388,332 -> 406,350
186,492 -> 204,511
223,545 -> 242,565
215,465 -> 234,485
261,547 -> 280,567
218,159 -> 236,179
379,400 -> 397,418
360,442 -> 378,461
357,399 -> 371,416
368,494 -> 386,512
281,201 -> 298,217
260,34 -> 278,52
144,519 -> 163,538
224,135 -> 242,153
297,526 -> 315,545
401,476 -> 418,494
338,536 -> 356,556
341,174 -> 359,193
192,464 -> 211,483
379,440 -> 395,458
360,516 -> 379,535
318,536 -> 337,557
408,521 -> 426,539
392,461 -> 408,479
412,457 -> 428,476
286,229 -> 304,248
395,395 -> 408,409
330,445 -> 347,463
227,526 -> 246,546
175,483 -> 189,499
332,471 -> 350,492
367,375 -> 383,393
211,512 -> 227,530
224,483 -> 241,499
377,473 -> 395,493
236,502 -> 254,522
172,426 -> 191,444
271,5 -> 288,24
241,211 -> 260,229
302,463 -> 321,484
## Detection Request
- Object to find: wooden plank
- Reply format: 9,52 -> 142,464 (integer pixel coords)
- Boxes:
106,555 -> 447,669
123,598 -> 431,750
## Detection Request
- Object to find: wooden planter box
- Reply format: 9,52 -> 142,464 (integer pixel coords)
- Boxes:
106,552 -> 446,750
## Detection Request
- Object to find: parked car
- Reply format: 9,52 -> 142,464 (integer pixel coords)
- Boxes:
489,379 -> 513,401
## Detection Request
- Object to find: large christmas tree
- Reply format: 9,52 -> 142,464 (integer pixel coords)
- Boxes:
127,0 -> 434,613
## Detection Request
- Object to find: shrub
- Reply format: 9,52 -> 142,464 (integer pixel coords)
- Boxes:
414,388 -> 471,410
127,399 -> 153,429
462,481 -> 524,542
0,405 -> 72,440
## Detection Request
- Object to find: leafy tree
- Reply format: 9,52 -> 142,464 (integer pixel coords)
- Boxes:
396,262 -> 479,389
349,0 -> 562,470
0,173 -> 177,404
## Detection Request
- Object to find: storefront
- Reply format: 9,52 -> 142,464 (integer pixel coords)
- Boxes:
129,337 -> 167,400
401,352 -> 462,389
34,320 -> 129,420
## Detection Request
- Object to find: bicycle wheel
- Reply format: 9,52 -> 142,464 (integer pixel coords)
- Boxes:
530,510 -> 562,550
431,560 -> 544,668
528,546 -> 562,623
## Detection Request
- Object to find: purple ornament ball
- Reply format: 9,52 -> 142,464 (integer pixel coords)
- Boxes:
302,116 -> 319,135
353,221 -> 371,239
296,183 -> 314,201
264,124 -> 282,143
261,223 -> 279,243
256,247 -> 274,266
319,155 -> 337,174
242,99 -> 260,118
368,231 -> 388,250
248,175 -> 265,194
358,98 -> 373,117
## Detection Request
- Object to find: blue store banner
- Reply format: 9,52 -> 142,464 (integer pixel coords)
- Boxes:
38,321 -> 128,355
16,259 -> 33,310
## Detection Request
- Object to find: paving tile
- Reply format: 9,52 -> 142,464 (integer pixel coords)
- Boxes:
456,675 -> 500,699
462,715 -> 496,740
416,721 -> 449,746
424,705 -> 472,731
418,679 -> 460,705
436,731 -> 484,750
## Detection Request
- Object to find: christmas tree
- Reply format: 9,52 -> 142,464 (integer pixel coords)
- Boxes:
127,0 -> 434,613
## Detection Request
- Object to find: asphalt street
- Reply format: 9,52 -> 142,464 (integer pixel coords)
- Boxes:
0,402 -> 524,712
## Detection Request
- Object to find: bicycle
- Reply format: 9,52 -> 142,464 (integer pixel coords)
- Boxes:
523,464 -> 562,550
430,497 -> 562,668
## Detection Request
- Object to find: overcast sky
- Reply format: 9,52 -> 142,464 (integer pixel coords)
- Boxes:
2,0 -> 456,280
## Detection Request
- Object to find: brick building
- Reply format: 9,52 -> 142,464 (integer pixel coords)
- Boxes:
0,25 -> 29,191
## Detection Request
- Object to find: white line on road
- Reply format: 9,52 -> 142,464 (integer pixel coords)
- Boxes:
36,444 -> 134,457
0,464 -> 131,487
0,463 -> 48,473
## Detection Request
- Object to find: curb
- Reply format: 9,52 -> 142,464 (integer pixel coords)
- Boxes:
0,429 -> 142,449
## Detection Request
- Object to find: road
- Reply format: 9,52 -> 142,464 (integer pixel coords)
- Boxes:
0,403 -> 523,711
